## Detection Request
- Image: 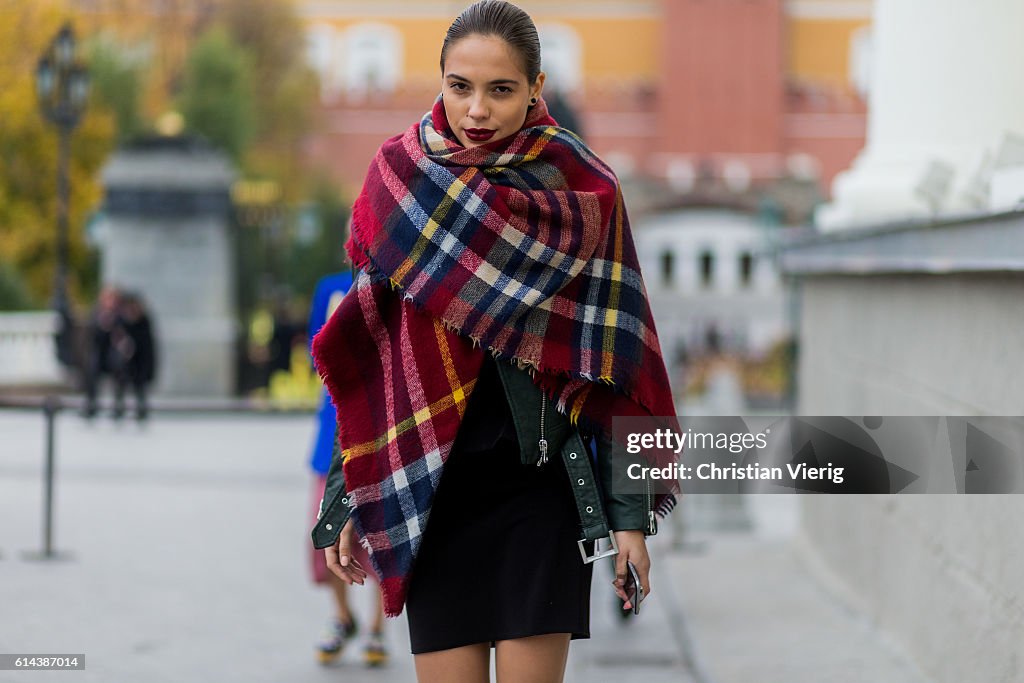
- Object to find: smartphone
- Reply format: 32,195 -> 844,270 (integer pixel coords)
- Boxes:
623,561 -> 644,615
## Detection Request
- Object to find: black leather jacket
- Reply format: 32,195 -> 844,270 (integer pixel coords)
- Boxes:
312,358 -> 656,563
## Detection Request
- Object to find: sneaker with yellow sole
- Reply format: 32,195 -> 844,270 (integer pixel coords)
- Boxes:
316,618 -> 357,665
363,631 -> 388,667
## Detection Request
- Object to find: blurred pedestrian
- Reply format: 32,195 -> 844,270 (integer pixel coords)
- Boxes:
81,286 -> 122,419
111,292 -> 157,421
307,270 -> 388,667
310,3 -> 679,682
270,299 -> 302,376
705,323 -> 722,356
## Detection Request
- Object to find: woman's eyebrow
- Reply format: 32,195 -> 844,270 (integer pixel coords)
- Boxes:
446,73 -> 520,86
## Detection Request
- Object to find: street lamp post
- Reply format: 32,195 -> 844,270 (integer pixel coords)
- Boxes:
35,23 -> 90,367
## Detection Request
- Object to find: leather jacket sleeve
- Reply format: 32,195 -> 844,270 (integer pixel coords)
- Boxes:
310,428 -> 353,549
593,432 -> 658,536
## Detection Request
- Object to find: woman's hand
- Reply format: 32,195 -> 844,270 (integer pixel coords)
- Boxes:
325,518 -> 368,586
611,530 -> 651,611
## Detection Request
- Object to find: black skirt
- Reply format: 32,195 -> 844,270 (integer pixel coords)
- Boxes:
405,436 -> 594,654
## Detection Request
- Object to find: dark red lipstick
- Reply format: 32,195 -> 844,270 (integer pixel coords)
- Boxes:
464,128 -> 496,142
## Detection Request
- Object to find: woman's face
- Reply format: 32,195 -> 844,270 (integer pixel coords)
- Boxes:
441,34 -> 545,149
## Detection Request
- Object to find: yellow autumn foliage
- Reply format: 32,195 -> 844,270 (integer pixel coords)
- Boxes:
0,0 -> 115,308
265,343 -> 323,410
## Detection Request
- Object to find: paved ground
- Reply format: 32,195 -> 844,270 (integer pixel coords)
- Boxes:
665,534 -> 934,683
0,410 -> 932,682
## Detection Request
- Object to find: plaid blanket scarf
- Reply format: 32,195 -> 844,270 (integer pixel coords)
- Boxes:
312,96 -> 679,617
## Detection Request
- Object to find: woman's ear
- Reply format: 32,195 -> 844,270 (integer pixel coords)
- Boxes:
530,72 -> 546,104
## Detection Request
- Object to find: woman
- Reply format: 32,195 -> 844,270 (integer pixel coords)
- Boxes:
311,2 -> 679,681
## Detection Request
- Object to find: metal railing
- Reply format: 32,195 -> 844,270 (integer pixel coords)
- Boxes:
0,393 -> 316,561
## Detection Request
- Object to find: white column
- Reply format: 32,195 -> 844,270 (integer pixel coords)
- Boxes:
816,0 -> 1024,231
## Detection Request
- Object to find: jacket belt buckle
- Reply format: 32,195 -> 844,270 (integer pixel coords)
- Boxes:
578,532 -> 618,564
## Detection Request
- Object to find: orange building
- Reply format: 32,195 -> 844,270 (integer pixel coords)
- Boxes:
297,0 -> 872,202
785,0 -> 872,195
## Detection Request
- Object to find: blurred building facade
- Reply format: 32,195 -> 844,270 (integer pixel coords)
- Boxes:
638,208 -> 788,359
54,0 -> 879,401
297,0 -> 871,200
293,0 -> 874,389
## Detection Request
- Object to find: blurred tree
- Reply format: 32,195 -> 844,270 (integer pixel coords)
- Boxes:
177,26 -> 254,162
0,260 -> 35,310
0,0 -> 116,309
72,0 -> 317,196
70,0 -> 219,126
217,0 -> 319,202
88,39 -> 143,142
284,178 -> 351,312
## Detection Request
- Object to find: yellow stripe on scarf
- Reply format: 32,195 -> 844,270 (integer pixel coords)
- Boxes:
601,189 -> 626,379
569,382 -> 594,425
341,380 -> 477,461
520,127 -> 557,162
433,317 -> 470,415
341,318 -> 476,461
392,169 -> 475,283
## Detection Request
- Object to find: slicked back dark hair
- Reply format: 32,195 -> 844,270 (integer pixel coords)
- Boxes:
440,0 -> 542,84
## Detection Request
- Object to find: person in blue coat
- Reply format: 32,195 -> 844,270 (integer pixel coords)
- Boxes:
306,269 -> 387,666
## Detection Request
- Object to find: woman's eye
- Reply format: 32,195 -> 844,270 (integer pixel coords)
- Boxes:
494,86 -> 512,95
450,82 -> 468,92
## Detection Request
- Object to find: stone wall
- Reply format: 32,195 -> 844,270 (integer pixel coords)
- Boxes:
791,266 -> 1024,683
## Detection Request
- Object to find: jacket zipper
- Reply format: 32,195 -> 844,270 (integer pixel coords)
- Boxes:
646,476 -> 656,535
537,393 -> 549,466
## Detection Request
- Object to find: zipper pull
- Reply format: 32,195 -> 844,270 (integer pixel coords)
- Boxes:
646,478 -> 657,535
537,392 -> 548,466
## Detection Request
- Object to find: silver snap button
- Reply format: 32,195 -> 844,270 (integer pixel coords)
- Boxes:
585,506 -> 594,513
325,523 -> 333,531
577,478 -> 585,486
341,498 -> 349,505
569,452 -> 578,459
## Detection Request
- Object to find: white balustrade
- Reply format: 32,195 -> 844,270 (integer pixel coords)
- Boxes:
0,312 -> 64,386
